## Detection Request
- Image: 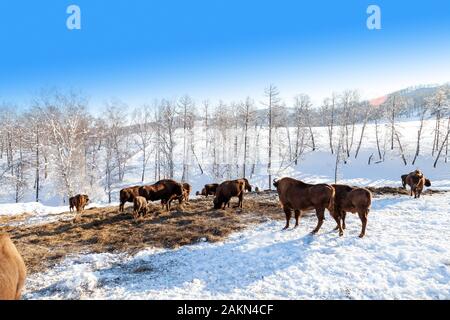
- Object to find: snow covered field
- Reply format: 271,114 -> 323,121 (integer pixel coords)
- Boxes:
1,118 -> 450,300
23,192 -> 450,300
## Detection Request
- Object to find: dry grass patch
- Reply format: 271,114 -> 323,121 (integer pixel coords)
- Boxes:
0,195 -> 283,274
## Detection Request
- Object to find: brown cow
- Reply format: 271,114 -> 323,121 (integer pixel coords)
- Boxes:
213,179 -> 247,209
182,182 -> 191,203
332,184 -> 372,238
405,170 -> 431,198
199,183 -> 219,197
69,194 -> 89,213
133,196 -> 148,219
139,179 -> 183,211
0,234 -> 26,300
119,186 -> 140,212
165,182 -> 192,207
273,177 -> 336,235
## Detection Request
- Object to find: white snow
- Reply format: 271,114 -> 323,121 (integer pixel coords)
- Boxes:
2,118 -> 450,299
0,202 -> 113,227
23,192 -> 450,300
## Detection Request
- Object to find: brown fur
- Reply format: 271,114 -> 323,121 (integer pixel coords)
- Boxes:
133,196 -> 148,219
273,177 -> 336,235
119,186 -> 140,212
213,179 -> 247,209
200,184 -> 219,197
0,234 -> 26,300
182,183 -> 192,203
70,194 -> 89,222
166,182 -> 192,207
69,194 -> 89,213
236,178 -> 252,192
405,170 -> 431,198
332,184 -> 372,238
139,179 -> 183,211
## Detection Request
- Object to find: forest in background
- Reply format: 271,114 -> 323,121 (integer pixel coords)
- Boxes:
0,83 -> 448,204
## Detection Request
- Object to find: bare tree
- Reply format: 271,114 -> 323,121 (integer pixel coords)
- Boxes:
132,105 -> 154,182
178,95 -> 195,181
383,94 -> 405,151
430,86 -> 449,156
354,102 -> 371,159
104,100 -> 131,183
38,90 -> 91,199
159,100 -> 177,178
412,104 -> 429,165
321,93 -> 337,154
262,84 -> 281,189
434,115 -> 450,168
239,97 -> 255,178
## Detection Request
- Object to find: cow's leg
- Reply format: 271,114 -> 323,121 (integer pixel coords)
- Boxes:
294,210 -> 301,228
358,210 -> 368,238
119,202 -> 124,212
238,193 -> 244,208
331,210 -> 343,236
311,208 -> 325,234
283,207 -> 292,230
341,211 -> 347,230
166,199 -> 170,211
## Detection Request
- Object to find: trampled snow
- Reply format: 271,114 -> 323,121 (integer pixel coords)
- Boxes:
23,193 -> 450,300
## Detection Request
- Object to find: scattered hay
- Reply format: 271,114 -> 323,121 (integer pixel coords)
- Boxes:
0,196 -> 283,274
366,186 -> 446,196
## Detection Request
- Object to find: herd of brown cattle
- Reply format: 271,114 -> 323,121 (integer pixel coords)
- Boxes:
0,169 -> 432,300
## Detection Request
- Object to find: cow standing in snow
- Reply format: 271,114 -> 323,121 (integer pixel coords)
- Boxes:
273,177 -> 336,234
405,170 -> 431,198
332,184 -> 372,238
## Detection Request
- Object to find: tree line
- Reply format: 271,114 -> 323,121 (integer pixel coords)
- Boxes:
0,84 -> 448,203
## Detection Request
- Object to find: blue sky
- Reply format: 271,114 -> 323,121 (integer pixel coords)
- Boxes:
0,0 -> 449,108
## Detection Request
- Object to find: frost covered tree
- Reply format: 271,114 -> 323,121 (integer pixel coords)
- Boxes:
178,95 -> 195,182
159,99 -> 177,179
132,105 -> 154,182
38,90 -> 92,199
262,84 -> 281,190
